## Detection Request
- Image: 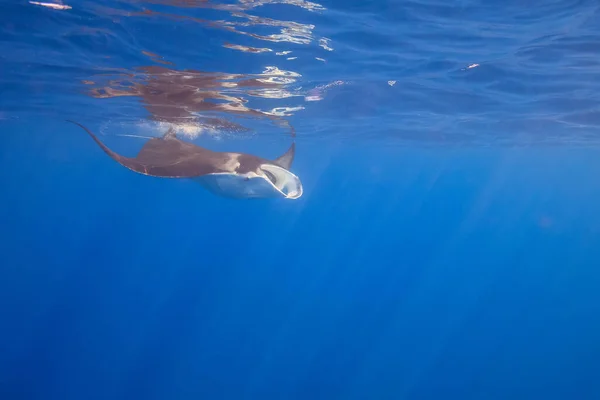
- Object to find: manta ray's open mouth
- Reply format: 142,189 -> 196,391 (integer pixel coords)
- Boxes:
263,170 -> 277,184
260,164 -> 303,199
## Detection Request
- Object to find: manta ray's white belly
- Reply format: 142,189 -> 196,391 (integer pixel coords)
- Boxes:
192,173 -> 285,199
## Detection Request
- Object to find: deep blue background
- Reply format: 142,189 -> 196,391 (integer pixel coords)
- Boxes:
2,0 -> 600,399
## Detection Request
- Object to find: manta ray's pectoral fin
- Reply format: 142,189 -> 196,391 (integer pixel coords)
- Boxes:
162,127 -> 177,140
273,142 -> 295,170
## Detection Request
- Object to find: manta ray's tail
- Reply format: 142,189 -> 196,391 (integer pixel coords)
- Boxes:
66,120 -> 129,164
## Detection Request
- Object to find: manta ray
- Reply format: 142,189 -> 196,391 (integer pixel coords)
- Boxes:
67,120 -> 303,199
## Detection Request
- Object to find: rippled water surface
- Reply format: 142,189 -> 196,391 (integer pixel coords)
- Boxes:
3,0 -> 600,144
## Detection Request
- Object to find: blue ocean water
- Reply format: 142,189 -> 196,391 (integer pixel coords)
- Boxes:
2,0 -> 600,399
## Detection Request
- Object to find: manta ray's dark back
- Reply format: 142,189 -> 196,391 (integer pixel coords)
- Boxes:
66,120 -> 296,177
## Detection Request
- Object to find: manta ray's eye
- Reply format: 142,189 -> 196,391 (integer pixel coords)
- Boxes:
263,170 -> 276,184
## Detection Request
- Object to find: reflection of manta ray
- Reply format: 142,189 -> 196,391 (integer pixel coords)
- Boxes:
88,65 -> 297,137
68,120 -> 303,199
